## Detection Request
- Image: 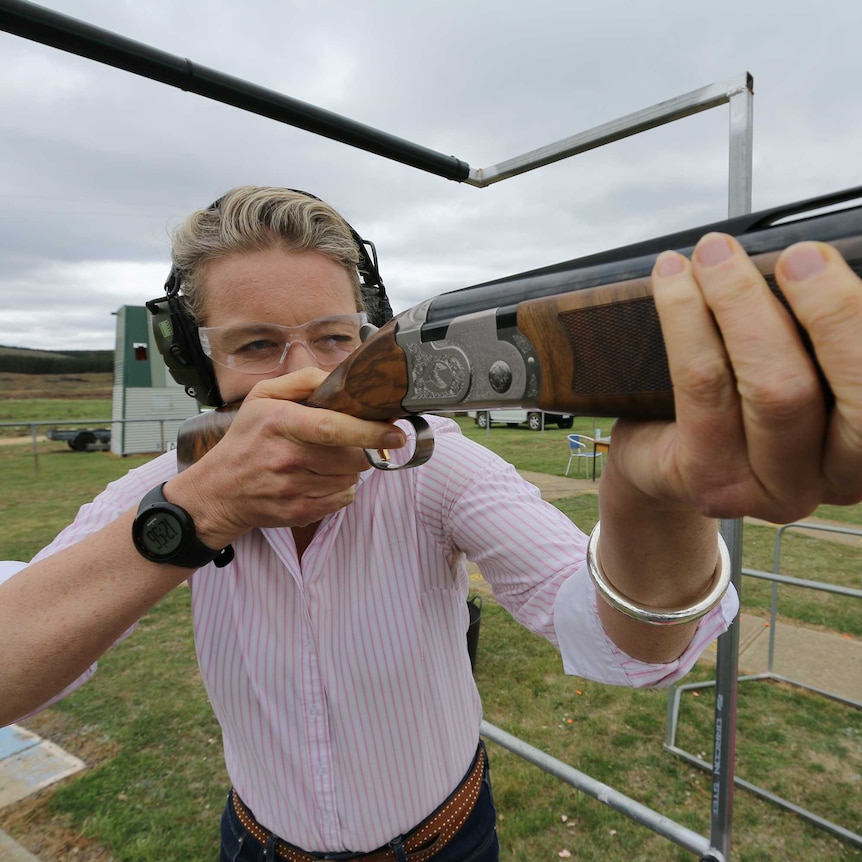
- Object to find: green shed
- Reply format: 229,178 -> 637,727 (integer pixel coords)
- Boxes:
111,306 -> 201,455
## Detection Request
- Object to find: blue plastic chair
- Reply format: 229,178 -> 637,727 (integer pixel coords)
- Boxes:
565,434 -> 603,478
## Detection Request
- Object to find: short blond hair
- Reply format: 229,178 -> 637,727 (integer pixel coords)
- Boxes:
171,186 -> 363,322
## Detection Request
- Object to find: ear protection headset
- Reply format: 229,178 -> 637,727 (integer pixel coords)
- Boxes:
146,189 -> 393,408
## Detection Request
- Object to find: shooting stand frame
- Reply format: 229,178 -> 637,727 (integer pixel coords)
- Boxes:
1,3 -> 806,858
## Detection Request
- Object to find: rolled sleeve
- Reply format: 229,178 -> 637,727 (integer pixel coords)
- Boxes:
553,563 -> 739,688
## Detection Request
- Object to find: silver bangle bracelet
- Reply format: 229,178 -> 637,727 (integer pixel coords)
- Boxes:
586,521 -> 731,626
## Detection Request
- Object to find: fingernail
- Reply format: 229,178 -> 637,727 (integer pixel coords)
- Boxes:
695,234 -> 733,267
654,251 -> 685,277
384,430 -> 406,448
779,244 -> 828,281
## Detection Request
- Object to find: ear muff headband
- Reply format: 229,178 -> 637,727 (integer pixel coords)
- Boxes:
284,187 -> 393,327
146,189 -> 392,408
146,288 -> 224,408
355,234 -> 393,327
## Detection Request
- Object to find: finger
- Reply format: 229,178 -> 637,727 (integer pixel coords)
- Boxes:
246,370 -> 407,452
652,247 -> 736,419
254,468 -> 361,503
651,249 -> 745,500
231,478 -> 360,535
775,242 -> 862,501
288,484 -> 359,527
689,233 -> 825,511
274,401 -> 407,452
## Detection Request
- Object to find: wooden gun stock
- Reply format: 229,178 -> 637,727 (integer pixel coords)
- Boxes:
518,273 -> 675,420
177,406 -> 237,471
518,236 -> 862,420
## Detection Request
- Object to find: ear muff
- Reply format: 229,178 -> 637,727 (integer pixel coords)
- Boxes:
353,233 -> 393,328
146,189 -> 392,408
145,268 -> 224,408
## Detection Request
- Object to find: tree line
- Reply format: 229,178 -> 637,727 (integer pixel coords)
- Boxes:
0,347 -> 113,375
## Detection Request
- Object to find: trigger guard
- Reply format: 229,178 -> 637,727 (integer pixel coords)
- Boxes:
364,415 -> 435,470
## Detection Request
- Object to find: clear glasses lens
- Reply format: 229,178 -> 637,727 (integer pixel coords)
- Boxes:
199,312 -> 367,373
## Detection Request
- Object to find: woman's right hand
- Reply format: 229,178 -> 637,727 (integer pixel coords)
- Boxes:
164,367 -> 407,549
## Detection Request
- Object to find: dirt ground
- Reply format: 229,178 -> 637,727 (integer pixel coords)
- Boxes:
0,435 -> 41,446
0,372 -> 112,400
3,709 -> 119,862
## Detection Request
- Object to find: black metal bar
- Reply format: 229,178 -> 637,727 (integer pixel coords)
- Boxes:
422,191 -> 862,329
0,0 -> 471,182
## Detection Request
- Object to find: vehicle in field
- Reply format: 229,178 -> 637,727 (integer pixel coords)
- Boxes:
46,427 -> 111,451
467,409 -> 574,431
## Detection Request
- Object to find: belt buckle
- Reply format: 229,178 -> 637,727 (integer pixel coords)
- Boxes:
320,853 -> 360,860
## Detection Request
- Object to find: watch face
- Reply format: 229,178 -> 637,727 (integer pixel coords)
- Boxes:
141,511 -> 184,557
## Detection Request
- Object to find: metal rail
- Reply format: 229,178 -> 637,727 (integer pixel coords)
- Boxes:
0,417 -> 188,472
481,721 -> 724,861
665,522 -> 862,850
469,74 -> 752,188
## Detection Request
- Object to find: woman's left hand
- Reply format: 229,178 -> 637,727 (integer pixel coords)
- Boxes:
606,233 -> 862,524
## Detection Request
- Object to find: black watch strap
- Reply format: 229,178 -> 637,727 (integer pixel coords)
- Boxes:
132,483 -> 234,569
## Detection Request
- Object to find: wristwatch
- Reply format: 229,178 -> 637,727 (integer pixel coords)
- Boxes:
131,483 -> 234,568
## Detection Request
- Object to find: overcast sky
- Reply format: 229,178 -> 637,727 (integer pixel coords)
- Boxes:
2,0 -> 860,351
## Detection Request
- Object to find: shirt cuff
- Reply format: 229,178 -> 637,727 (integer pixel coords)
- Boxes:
553,562 -> 739,688
0,560 -> 27,585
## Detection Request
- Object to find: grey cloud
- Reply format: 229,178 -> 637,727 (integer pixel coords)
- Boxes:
1,0 -> 861,349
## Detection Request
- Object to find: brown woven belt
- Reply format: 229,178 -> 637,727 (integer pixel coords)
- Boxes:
230,746 -> 486,862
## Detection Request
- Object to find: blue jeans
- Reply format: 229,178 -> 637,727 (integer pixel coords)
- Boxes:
219,750 -> 499,862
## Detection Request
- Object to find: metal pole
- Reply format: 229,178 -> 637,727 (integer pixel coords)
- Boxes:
0,0 -> 470,182
727,77 -> 754,218
767,580 -> 779,672
481,721 -> 724,861
1,1 -> 757,195
29,422 -> 39,476
467,74 -> 753,187
710,74 -> 754,860
711,519 -> 742,859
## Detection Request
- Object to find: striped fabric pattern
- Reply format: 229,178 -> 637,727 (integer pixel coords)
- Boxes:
33,415 -> 736,852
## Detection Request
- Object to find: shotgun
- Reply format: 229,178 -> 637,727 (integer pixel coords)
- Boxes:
177,186 -> 862,470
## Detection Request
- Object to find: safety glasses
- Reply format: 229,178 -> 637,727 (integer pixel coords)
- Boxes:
199,312 -> 368,374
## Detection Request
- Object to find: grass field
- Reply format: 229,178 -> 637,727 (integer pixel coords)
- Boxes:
1,379 -> 861,861
0,372 -> 113,437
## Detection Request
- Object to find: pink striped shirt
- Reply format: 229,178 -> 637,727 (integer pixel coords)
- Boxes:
31,415 -> 737,852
